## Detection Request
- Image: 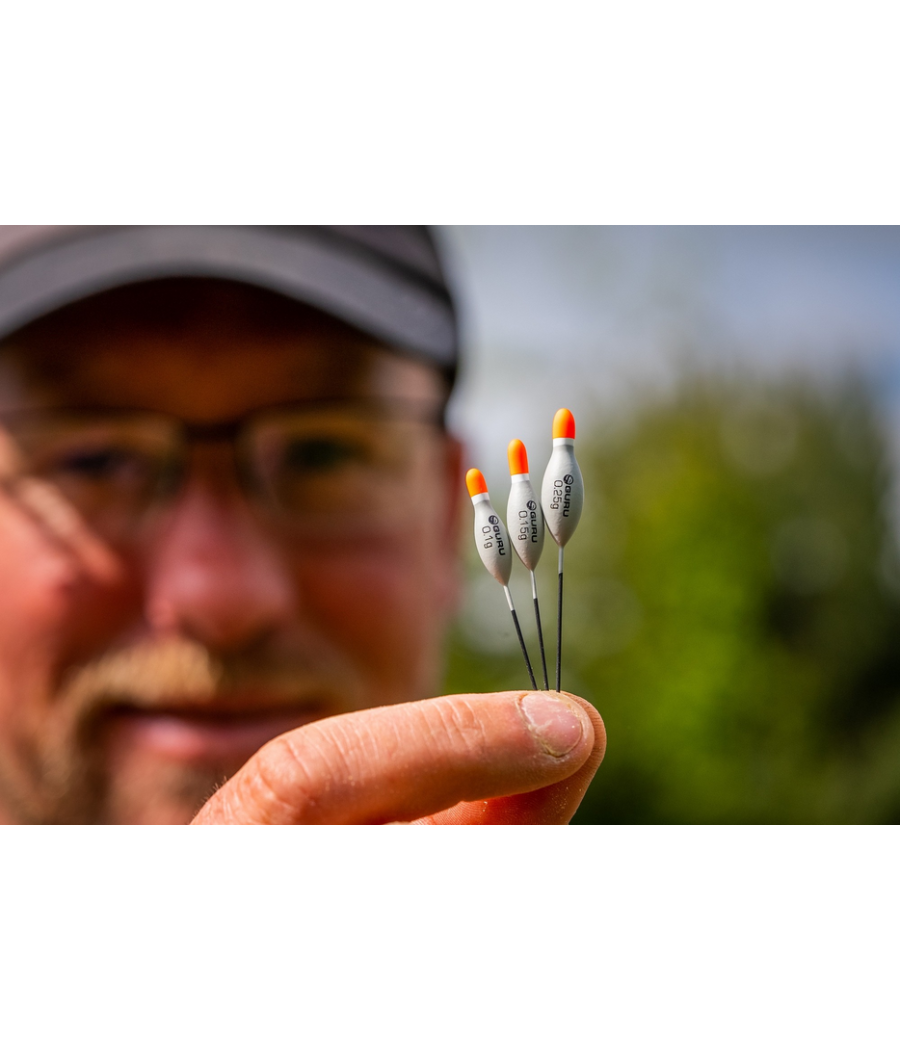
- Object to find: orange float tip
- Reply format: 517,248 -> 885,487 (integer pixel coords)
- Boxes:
466,468 -> 489,497
507,439 -> 529,476
552,407 -> 576,440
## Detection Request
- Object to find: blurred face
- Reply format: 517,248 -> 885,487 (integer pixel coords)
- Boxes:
0,282 -> 463,823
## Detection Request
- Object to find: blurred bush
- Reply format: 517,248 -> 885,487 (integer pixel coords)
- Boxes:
443,374 -> 900,823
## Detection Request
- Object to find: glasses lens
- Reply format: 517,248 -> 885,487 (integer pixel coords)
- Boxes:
246,404 -> 438,528
4,414 -> 180,538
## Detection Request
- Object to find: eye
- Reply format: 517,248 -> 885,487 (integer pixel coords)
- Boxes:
56,447 -> 137,478
45,444 -> 162,493
282,437 -> 366,472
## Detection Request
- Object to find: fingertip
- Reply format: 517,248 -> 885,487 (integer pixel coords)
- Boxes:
518,690 -> 594,760
557,690 -> 606,770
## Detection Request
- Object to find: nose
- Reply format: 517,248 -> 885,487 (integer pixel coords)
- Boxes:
144,479 -> 296,652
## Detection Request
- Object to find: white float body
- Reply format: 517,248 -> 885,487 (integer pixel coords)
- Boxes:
470,492 -> 512,585
507,474 -> 545,571
540,438 -> 584,546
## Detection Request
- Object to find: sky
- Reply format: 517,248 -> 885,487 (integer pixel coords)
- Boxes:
437,226 -> 900,479
435,225 -> 900,651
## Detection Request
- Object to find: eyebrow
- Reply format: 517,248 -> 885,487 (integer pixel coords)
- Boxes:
0,396 -> 450,433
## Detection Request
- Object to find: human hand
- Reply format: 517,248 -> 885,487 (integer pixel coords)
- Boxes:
192,691 -> 605,824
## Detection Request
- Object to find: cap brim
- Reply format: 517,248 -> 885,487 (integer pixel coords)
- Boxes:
0,226 -> 457,369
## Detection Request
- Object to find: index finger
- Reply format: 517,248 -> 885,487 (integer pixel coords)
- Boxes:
192,690 -> 600,825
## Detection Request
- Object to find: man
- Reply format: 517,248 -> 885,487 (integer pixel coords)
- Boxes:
0,226 -> 604,823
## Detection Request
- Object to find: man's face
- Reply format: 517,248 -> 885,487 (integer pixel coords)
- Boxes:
0,282 -> 463,823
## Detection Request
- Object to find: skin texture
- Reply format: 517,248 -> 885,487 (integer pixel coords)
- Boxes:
194,690 -> 604,825
0,280 -> 605,823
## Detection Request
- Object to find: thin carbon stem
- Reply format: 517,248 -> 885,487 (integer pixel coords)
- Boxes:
556,546 -> 564,692
531,570 -> 549,690
504,585 -> 537,690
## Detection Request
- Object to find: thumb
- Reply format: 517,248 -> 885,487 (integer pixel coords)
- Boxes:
411,693 -> 607,824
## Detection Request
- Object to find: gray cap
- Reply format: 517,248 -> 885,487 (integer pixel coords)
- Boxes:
0,226 -> 458,375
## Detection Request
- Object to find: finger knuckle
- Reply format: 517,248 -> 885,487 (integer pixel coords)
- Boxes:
242,736 -> 320,823
429,697 -> 490,759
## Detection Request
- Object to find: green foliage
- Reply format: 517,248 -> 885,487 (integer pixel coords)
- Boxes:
443,375 -> 900,822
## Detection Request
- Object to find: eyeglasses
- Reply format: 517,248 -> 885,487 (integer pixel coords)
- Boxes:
0,398 -> 446,542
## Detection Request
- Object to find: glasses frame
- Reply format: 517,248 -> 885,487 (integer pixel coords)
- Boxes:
0,395 -> 450,538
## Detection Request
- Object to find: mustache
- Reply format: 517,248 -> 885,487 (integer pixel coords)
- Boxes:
58,635 -> 341,719
17,634 -> 351,824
